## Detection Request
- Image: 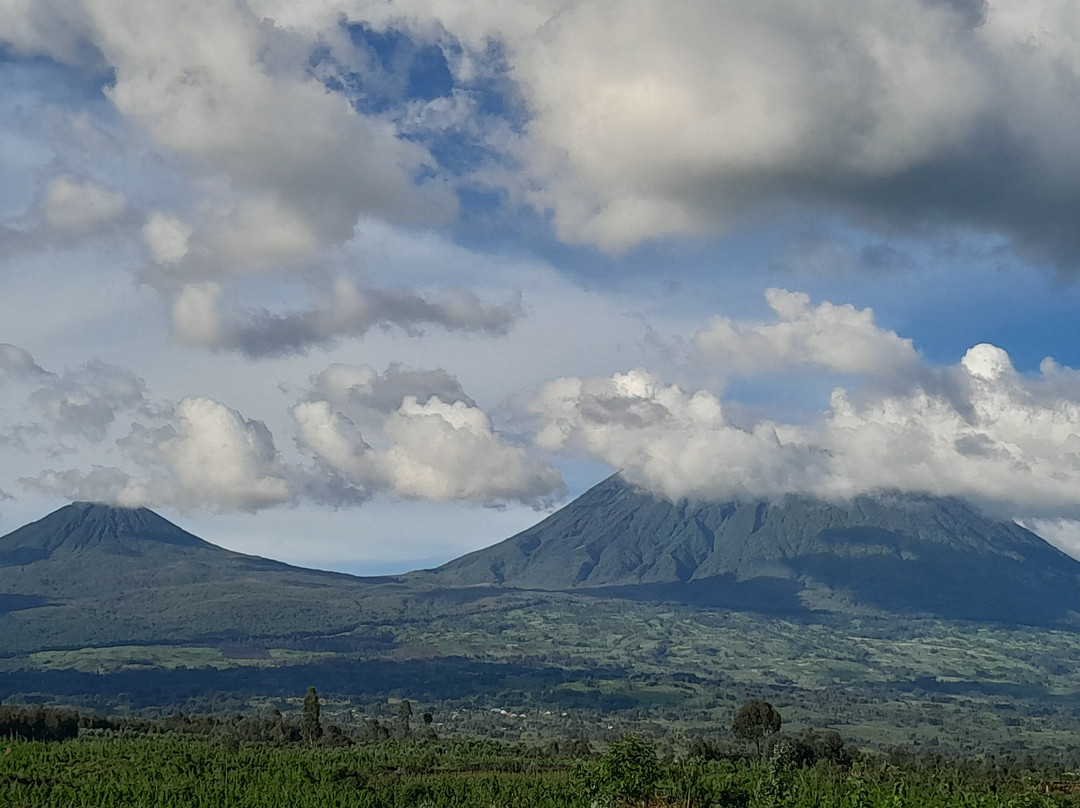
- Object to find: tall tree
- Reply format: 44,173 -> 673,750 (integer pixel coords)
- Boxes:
732,699 -> 781,757
301,686 -> 322,744
397,699 -> 413,739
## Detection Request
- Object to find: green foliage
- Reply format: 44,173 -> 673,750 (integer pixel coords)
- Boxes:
733,699 -> 782,756
396,698 -> 412,739
589,733 -> 662,805
0,705 -> 80,741
301,686 -> 321,744
0,731 -> 1070,808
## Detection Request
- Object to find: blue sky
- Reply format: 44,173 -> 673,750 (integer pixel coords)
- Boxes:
3,1 -> 1080,572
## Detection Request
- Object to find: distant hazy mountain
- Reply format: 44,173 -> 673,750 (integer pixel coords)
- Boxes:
423,476 -> 1080,626
0,502 -> 410,653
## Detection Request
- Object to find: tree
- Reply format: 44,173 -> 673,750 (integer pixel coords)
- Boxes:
301,686 -> 322,744
732,699 -> 781,757
396,699 -> 412,739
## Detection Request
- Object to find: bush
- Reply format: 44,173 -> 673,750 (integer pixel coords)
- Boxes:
587,733 -> 662,805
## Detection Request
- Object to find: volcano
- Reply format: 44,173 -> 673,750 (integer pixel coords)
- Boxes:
421,476 -> 1080,626
0,502 -> 405,653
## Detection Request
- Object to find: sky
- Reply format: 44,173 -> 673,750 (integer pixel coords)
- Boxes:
3,0 -> 1080,574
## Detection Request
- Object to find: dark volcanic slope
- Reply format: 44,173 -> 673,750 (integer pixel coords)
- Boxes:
424,476 -> 1080,625
0,501 -> 214,565
0,502 -> 411,653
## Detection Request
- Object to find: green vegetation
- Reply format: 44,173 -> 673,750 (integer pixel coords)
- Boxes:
1,722 -> 1077,807
302,687 -> 323,744
8,595 -> 1080,754
732,699 -> 782,757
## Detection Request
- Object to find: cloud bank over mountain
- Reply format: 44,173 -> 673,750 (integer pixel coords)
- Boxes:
533,294 -> 1080,522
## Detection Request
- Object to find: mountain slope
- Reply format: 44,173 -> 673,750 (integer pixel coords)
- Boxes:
0,502 -> 411,653
423,476 -> 1080,625
0,501 -> 212,563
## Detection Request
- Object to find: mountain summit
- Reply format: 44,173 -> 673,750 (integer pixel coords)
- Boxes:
424,476 -> 1080,626
0,502 -> 212,565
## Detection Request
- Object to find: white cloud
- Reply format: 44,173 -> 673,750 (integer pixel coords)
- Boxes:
28,360 -> 148,442
533,368 -> 826,503
42,176 -> 125,234
138,397 -> 293,510
2,345 -> 562,511
7,0 -> 1080,270
171,282 -> 224,348
294,364 -> 566,505
0,173 -> 128,252
347,0 -> 1080,264
531,335 -> 1080,521
76,0 -> 455,266
694,288 -> 920,376
0,0 -> 464,361
0,346 -> 148,444
142,212 -> 192,264
26,397 -> 293,511
171,276 -> 520,358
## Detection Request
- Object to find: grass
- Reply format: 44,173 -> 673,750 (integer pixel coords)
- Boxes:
1,734 -> 1074,808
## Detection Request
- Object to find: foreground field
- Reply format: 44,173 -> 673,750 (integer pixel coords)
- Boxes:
1,734 -> 1076,808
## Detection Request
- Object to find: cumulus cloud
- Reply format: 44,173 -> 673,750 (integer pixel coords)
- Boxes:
0,345 -> 291,510
294,363 -> 565,505
171,277 -> 520,358
0,0 -> 454,266
142,212 -> 192,264
694,288 -> 921,377
28,360 -> 149,442
123,397 -> 292,510
0,346 -> 149,443
7,0 -> 1080,273
0,175 -> 127,252
0,0 -> 474,366
3,346 -> 561,510
25,397 -> 293,511
346,0 -> 1080,265
532,322 -> 1080,521
310,362 -> 476,414
295,397 -> 564,505
42,176 -> 125,234
534,369 -> 827,503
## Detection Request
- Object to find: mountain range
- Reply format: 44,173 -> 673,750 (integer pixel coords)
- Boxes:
2,476 -> 1079,656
